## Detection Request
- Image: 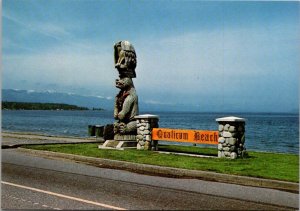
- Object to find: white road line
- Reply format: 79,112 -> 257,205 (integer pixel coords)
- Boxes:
2,181 -> 126,210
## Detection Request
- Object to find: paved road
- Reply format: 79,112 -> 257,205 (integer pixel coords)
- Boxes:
2,149 -> 298,210
2,132 -> 102,148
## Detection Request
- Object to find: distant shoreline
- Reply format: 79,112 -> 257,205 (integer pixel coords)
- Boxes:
2,101 -> 104,111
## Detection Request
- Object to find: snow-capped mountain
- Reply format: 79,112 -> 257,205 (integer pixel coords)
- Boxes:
2,89 -> 114,110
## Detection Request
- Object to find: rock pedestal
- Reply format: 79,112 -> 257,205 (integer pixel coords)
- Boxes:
98,125 -> 137,150
216,116 -> 246,159
135,114 -> 159,150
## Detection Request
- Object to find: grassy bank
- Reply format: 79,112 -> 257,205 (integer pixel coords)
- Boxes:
23,143 -> 299,183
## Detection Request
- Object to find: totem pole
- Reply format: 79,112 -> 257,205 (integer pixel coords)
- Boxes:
113,41 -> 139,142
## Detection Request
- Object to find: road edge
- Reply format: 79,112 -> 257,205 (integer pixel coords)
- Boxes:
17,147 -> 299,193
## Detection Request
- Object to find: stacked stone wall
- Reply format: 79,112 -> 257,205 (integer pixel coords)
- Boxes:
217,120 -> 246,159
136,115 -> 159,150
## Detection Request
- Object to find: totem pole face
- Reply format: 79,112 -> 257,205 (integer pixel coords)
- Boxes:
115,77 -> 134,90
114,43 -> 122,67
113,41 -> 137,78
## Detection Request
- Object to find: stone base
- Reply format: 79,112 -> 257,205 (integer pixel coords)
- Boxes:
98,140 -> 137,150
114,134 -> 136,141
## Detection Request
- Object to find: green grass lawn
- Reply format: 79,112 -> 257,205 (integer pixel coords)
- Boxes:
23,143 -> 299,183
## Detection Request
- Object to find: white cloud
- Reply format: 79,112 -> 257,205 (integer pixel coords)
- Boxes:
3,47 -> 115,94
144,100 -> 176,105
3,12 -> 70,41
45,90 -> 57,94
3,19 -> 298,111
26,90 -> 35,93
34,22 -> 71,40
136,22 -> 298,90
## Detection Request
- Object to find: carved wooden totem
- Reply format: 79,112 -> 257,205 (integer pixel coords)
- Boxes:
113,41 -> 139,140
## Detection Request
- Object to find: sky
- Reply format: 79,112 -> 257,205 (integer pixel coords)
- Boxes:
2,0 -> 299,112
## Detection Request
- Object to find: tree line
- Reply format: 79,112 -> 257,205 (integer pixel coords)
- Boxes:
2,101 -> 90,110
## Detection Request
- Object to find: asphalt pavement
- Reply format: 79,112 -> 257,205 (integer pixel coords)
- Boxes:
2,148 -> 298,210
2,131 -> 102,148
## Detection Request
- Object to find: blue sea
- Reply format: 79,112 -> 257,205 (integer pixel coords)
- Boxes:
2,110 -> 299,154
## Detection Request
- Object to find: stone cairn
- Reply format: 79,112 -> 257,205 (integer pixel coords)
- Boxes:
216,116 -> 247,159
135,114 -> 159,150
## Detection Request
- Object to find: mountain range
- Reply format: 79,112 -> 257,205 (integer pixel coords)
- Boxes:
2,89 -> 114,110
2,89 -> 192,112
3,89 -> 298,113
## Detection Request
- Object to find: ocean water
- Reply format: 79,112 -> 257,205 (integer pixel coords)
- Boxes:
2,110 -> 299,154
